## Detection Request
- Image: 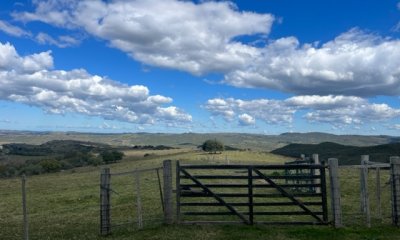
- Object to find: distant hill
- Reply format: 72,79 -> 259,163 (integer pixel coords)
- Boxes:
0,130 -> 399,151
271,142 -> 400,165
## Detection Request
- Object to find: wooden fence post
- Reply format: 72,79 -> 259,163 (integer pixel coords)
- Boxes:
328,158 -> 342,228
100,168 -> 111,235
21,174 -> 29,240
376,167 -> 382,220
163,160 -> 173,224
135,171 -> 143,229
360,155 -> 371,227
312,154 -> 321,194
390,156 -> 400,226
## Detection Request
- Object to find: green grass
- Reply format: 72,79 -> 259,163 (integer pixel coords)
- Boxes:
1,150 -> 400,239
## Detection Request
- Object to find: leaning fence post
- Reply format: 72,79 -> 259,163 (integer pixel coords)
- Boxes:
100,168 -> 111,235
163,160 -> 173,224
328,158 -> 342,228
312,154 -> 321,193
360,155 -> 371,228
390,156 -> 400,226
21,174 -> 29,240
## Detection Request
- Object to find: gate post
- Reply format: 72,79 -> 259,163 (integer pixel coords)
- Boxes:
390,156 -> 400,226
328,158 -> 342,228
163,160 -> 174,224
360,155 -> 371,227
100,168 -> 111,235
312,154 -> 320,193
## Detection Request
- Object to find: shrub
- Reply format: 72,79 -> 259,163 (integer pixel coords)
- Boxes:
39,159 -> 62,173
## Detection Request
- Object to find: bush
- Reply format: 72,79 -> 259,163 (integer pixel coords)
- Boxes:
101,150 -> 124,164
39,159 -> 62,173
87,156 -> 103,166
19,164 -> 44,175
201,139 -> 224,154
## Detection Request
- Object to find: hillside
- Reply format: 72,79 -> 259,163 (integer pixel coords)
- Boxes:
1,130 -> 399,151
271,142 -> 400,165
0,140 -> 124,177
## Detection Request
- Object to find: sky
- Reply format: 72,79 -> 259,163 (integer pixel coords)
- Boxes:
1,0 -> 400,135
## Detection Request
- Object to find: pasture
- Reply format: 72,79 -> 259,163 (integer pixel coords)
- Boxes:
1,149 -> 400,239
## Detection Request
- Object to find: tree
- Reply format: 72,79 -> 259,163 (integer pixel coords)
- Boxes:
201,139 -> 224,154
101,150 -> 124,164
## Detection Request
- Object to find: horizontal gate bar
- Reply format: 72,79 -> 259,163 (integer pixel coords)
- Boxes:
180,202 -> 323,207
183,211 -> 324,216
180,192 -> 322,198
180,164 -> 325,170
180,183 -> 321,188
181,221 -> 328,225
180,175 -> 322,180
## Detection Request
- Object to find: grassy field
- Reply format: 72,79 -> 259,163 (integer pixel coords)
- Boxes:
1,149 -> 400,239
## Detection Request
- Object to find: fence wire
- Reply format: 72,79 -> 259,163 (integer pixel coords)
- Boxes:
338,167 -> 392,227
107,168 -> 165,232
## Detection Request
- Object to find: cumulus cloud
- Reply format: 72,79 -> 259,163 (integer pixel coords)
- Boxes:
0,42 -> 191,125
225,29 -> 400,96
12,0 -> 273,75
204,98 -> 295,124
12,1 -> 400,97
0,20 -> 31,37
205,95 -> 400,127
238,113 -> 255,126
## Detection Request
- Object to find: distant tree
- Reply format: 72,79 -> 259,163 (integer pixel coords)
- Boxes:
101,150 -> 124,164
201,139 -> 224,154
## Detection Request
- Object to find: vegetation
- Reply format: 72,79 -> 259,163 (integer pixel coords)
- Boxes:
271,142 -> 400,165
1,149 -> 399,239
0,140 -> 124,177
101,150 -> 124,164
201,139 -> 224,153
2,130 -> 399,152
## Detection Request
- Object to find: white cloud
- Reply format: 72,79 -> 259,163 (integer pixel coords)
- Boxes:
35,32 -> 81,48
205,95 -> 400,127
0,42 -> 191,125
0,20 -> 31,37
225,29 -> 400,96
238,113 -> 255,126
204,98 -> 295,125
13,0 -> 273,75
12,1 -> 400,97
286,95 -> 365,110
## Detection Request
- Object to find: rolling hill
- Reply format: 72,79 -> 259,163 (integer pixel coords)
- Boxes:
271,142 -> 400,165
1,130 -> 399,151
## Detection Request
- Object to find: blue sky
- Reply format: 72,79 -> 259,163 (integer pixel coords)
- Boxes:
1,0 -> 400,135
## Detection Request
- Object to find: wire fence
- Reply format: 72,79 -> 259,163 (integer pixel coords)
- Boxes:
0,175 -> 100,240
1,156 -> 400,239
338,166 -> 392,227
104,166 -> 165,234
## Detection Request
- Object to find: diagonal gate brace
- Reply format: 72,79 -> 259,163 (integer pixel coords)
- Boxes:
253,168 -> 326,224
180,168 -> 250,224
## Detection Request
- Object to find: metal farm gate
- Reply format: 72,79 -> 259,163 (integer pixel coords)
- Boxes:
176,162 -> 328,225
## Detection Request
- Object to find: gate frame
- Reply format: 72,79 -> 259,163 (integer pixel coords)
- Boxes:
176,162 -> 329,225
